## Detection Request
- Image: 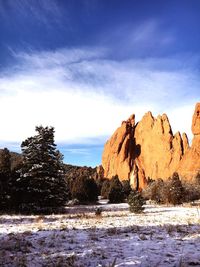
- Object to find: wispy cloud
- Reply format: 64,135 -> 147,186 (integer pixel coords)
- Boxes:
0,47 -> 199,148
100,18 -> 176,59
0,0 -> 64,28
62,148 -> 91,156
127,19 -> 175,47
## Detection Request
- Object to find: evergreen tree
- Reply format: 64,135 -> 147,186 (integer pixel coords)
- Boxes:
17,126 -> 68,213
127,191 -> 145,213
0,148 -> 11,175
0,148 -> 12,210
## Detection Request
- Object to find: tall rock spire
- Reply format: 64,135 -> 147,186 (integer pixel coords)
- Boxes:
178,103 -> 200,179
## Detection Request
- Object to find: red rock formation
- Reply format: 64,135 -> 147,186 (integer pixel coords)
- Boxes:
182,133 -> 189,153
178,103 -> 200,179
102,114 -> 135,181
102,103 -> 199,189
192,103 -> 200,135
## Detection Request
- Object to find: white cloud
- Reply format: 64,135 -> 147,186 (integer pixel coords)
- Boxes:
167,105 -> 195,143
0,85 -> 144,143
0,48 -> 198,148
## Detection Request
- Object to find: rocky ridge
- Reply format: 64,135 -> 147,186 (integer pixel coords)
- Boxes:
102,103 -> 200,189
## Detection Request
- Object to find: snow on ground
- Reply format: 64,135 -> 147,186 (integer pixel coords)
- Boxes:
0,203 -> 200,267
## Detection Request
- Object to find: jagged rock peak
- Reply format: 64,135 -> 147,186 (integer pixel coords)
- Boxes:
121,114 -> 135,127
178,102 -> 200,180
182,133 -> 189,153
127,114 -> 135,127
102,104 -> 199,189
192,102 -> 200,135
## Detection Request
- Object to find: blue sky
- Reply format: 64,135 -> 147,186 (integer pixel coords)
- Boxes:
0,0 -> 199,166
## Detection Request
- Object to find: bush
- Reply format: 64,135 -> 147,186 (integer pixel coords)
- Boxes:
164,173 -> 184,205
96,178 -> 107,196
195,172 -> 200,185
71,176 -> 98,203
142,178 -> 164,203
95,207 -> 102,216
121,180 -> 132,199
142,173 -> 184,205
0,148 -> 12,211
108,176 -> 124,203
127,191 -> 145,213
182,181 -> 200,202
101,179 -> 111,199
108,186 -> 124,203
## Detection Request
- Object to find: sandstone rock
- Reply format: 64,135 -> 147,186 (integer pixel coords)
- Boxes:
133,114 -> 184,185
182,133 -> 189,153
178,103 -> 200,180
192,103 -> 200,135
102,103 -> 200,189
96,165 -> 104,179
102,114 -> 135,181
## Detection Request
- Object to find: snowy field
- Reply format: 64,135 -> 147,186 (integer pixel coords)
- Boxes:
0,202 -> 200,267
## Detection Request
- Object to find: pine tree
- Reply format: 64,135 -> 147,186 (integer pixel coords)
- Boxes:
17,126 -> 68,213
0,148 -> 11,175
0,148 -> 12,210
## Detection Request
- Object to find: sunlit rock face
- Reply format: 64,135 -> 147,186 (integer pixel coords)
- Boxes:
102,104 -> 200,189
178,103 -> 200,180
102,114 -> 136,183
192,103 -> 200,135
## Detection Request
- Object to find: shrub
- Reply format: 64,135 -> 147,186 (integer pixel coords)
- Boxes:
108,176 -> 124,203
0,148 -> 12,210
164,173 -> 184,205
121,180 -> 132,199
182,181 -> 200,202
142,173 -> 185,205
142,178 -> 164,203
96,178 -> 106,196
108,186 -> 124,203
71,176 -> 98,203
95,207 -> 102,216
127,191 -> 145,213
101,179 -> 111,199
195,172 -> 200,185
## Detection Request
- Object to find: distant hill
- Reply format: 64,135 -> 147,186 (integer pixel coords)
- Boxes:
0,148 -> 99,179
0,149 -> 22,171
64,164 -> 97,180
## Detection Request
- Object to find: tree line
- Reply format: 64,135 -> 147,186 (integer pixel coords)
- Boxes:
0,125 -> 200,215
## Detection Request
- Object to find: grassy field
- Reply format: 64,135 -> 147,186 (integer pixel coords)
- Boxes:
0,202 -> 200,266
